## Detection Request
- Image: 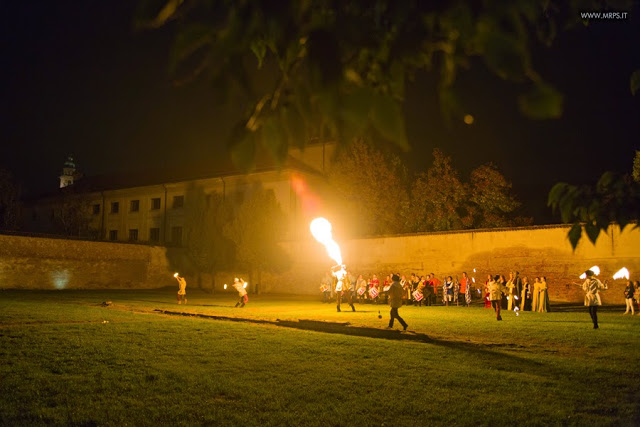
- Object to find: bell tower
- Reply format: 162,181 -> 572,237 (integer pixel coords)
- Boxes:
59,155 -> 76,188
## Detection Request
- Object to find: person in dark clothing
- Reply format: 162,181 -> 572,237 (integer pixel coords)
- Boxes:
387,274 -> 408,331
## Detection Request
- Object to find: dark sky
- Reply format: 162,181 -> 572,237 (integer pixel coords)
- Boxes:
2,1 -> 639,224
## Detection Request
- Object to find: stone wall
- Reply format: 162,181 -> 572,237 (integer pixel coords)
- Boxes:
2,224 -> 639,304
259,224 -> 639,304
0,233 -> 175,290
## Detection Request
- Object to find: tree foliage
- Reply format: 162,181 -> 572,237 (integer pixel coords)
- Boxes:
548,170 -> 640,250
223,186 -> 290,283
468,163 -> 525,228
328,143 -> 528,235
184,189 -> 234,287
51,191 -> 94,237
410,149 -> 468,232
327,139 -> 409,236
0,168 -> 21,230
134,0 -> 633,162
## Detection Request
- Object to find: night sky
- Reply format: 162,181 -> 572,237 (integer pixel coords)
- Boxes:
2,1 -> 639,224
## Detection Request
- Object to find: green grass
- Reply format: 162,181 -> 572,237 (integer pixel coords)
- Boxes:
1,289 -> 639,426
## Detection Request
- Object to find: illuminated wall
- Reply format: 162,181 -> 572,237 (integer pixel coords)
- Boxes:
262,224 -> 640,303
0,234 -> 175,290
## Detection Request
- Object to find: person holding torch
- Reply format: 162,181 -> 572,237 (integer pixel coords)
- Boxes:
582,270 -> 607,329
174,273 -> 187,305
233,278 -> 249,308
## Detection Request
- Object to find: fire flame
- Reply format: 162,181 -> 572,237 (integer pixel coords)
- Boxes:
310,217 -> 342,265
613,267 -> 629,280
579,265 -> 600,280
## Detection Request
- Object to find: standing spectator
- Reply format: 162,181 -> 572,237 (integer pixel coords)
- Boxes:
521,276 -> 532,311
356,274 -> 368,304
321,271 -> 332,303
634,280 -> 640,313
400,275 -> 409,305
484,275 -> 492,309
488,275 -> 506,321
499,275 -> 508,309
453,277 -> 460,306
369,274 -> 380,304
513,271 -> 523,308
443,276 -> 454,307
460,272 -> 471,307
429,274 -> 441,305
415,275 -> 427,307
538,277 -> 549,312
383,275 -> 391,304
423,275 -> 434,306
387,274 -> 409,331
623,280 -> 635,315
532,277 -> 541,312
506,272 -> 516,311
582,270 -> 607,329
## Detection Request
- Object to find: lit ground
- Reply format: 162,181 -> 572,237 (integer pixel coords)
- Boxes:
1,289 -> 638,426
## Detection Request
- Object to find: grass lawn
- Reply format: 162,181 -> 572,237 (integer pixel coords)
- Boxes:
1,288 -> 638,426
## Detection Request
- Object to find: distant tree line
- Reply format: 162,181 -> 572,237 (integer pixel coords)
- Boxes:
327,139 -> 531,237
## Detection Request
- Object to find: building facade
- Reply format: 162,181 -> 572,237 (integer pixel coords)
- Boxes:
23,143 -> 336,244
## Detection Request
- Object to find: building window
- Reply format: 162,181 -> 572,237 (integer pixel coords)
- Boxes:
172,195 -> 184,208
149,227 -> 160,242
111,202 -> 119,214
129,229 -> 138,241
109,230 -> 118,241
151,197 -> 161,210
171,226 -> 183,246
92,204 -> 101,215
130,200 -> 140,212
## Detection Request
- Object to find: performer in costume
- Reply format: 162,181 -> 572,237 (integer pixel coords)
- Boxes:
538,277 -> 550,312
532,277 -> 541,312
506,273 -> 516,311
488,275 -> 506,321
582,270 -> 607,329
174,273 -> 187,305
521,276 -> 532,311
513,271 -> 523,309
320,271 -> 332,303
356,274 -> 368,304
233,278 -> 248,308
334,265 -> 356,312
369,274 -> 380,304
443,276 -> 454,306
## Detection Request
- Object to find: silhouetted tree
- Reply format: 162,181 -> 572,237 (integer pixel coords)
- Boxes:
0,168 -> 21,230
223,186 -> 290,289
327,139 -> 409,236
184,188 -> 234,291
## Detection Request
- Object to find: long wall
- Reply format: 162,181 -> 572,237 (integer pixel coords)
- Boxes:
0,233 -> 175,290
262,224 -> 640,304
2,224 -> 639,304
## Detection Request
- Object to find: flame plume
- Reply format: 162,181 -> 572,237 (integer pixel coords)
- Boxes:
310,217 -> 343,265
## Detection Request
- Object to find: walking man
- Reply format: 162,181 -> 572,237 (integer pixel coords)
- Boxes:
387,274 -> 408,331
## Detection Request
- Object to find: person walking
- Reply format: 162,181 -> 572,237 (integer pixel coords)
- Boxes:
582,270 -> 607,329
488,275 -> 506,321
387,274 -> 408,331
174,273 -> 187,305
